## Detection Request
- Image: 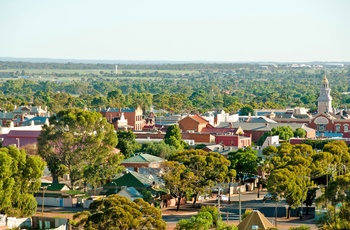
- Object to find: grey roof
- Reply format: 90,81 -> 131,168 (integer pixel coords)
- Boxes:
0,112 -> 14,119
216,122 -> 315,132
238,116 -> 277,123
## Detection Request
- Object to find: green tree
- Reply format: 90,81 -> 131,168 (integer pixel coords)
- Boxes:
294,128 -> 306,138
175,206 -> 237,230
72,195 -> 166,229
228,147 -> 260,183
38,109 -> 124,189
116,130 -> 141,158
0,146 -> 45,217
140,141 -> 177,159
239,105 -> 254,115
170,149 -> 232,207
164,124 -> 188,150
107,89 -> 125,108
266,143 -> 315,218
162,161 -> 196,211
258,126 -> 295,145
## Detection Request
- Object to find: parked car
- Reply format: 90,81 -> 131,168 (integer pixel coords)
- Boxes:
216,195 -> 229,202
264,193 -> 273,200
263,193 -> 274,202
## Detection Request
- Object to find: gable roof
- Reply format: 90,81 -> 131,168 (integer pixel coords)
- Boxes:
237,210 -> 275,230
190,114 -> 209,124
101,171 -> 156,195
122,153 -> 164,164
40,183 -> 69,191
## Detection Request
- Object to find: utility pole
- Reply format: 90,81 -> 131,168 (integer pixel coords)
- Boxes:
239,187 -> 241,222
217,185 -> 221,223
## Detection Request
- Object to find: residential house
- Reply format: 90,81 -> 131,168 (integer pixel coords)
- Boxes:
178,114 -> 213,133
35,183 -> 80,208
100,171 -> 161,196
121,153 -> 164,173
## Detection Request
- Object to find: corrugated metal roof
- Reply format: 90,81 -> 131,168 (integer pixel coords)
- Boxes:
122,153 -> 164,164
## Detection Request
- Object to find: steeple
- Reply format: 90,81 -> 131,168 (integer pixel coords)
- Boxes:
317,73 -> 333,114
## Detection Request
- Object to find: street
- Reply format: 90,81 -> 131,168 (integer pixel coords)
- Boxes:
162,190 -> 318,230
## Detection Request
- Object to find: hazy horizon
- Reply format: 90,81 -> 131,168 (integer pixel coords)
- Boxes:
1,0 -> 349,62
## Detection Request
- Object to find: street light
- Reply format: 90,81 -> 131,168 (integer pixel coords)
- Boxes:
15,138 -> 20,151
111,181 -> 118,193
41,186 -> 49,216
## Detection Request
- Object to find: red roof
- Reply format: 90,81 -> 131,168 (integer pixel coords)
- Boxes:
189,115 -> 209,124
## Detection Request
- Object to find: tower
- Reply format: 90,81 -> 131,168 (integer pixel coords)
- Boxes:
317,74 -> 333,114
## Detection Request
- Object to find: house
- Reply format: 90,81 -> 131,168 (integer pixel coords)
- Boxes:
100,171 -> 163,196
121,153 -> 164,173
117,186 -> 143,201
35,183 -> 81,208
178,114 -> 213,133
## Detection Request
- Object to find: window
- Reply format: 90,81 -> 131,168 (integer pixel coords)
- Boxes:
344,125 -> 349,133
335,124 -> 341,133
317,124 -> 326,132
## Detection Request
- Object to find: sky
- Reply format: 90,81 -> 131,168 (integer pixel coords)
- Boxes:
0,0 -> 349,62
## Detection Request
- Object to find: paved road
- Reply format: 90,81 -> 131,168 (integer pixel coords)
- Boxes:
163,191 -> 318,230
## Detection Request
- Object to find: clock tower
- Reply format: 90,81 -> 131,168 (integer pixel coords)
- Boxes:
317,74 -> 333,114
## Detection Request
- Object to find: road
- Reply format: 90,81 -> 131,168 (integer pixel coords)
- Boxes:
162,190 -> 318,230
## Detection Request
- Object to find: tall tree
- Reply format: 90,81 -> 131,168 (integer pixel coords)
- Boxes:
0,146 -> 45,217
116,130 -> 141,158
164,124 -> 188,150
162,161 -> 196,211
170,149 -> 232,207
228,147 -> 260,183
37,109 -> 124,189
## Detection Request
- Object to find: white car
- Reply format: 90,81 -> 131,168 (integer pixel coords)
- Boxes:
216,195 -> 229,202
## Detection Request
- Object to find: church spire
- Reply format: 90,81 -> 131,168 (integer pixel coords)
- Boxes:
317,72 -> 333,114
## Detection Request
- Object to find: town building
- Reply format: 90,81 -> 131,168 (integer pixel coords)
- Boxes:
98,106 -> 144,131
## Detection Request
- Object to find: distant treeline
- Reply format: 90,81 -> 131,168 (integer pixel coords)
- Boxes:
0,61 -> 271,71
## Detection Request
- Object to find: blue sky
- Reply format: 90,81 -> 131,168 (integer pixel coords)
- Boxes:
0,0 -> 349,62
